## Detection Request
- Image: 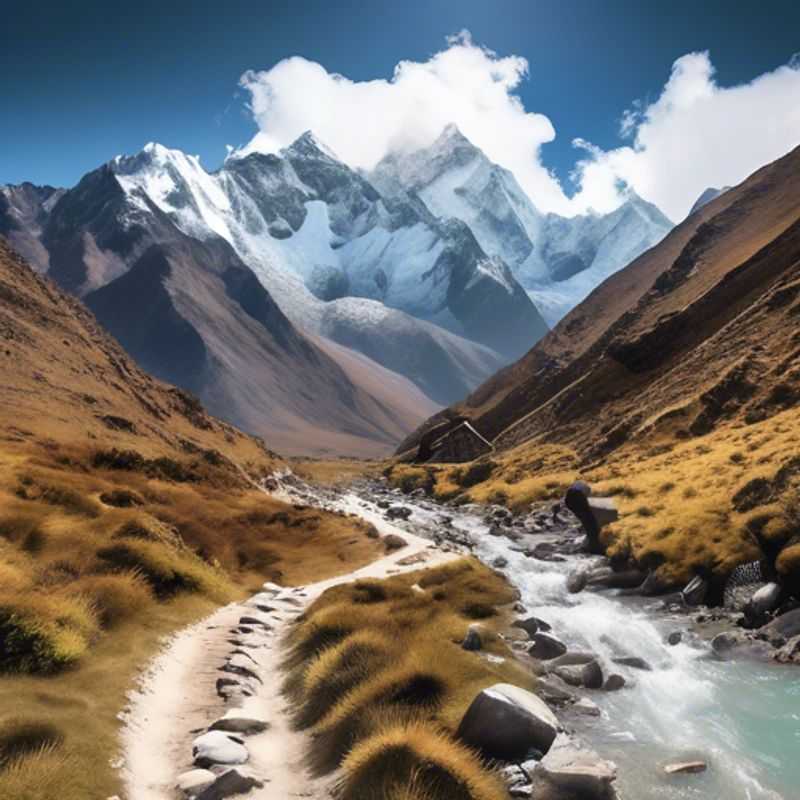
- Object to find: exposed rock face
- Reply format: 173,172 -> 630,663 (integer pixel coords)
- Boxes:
456,683 -> 559,760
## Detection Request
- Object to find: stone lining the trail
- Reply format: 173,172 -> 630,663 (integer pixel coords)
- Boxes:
176,582 -> 308,797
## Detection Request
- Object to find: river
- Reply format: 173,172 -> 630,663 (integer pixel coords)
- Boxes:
309,478 -> 798,800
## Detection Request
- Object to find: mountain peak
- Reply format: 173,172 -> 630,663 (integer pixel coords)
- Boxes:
284,130 -> 339,161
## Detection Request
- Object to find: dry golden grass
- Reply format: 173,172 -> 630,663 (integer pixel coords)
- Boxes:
291,458 -> 382,486
387,408 -> 800,586
0,439 -> 384,798
283,558 -> 530,797
339,721 -> 508,800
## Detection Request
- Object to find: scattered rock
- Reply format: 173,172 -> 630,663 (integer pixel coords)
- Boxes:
192,731 -> 248,768
760,607 -> 800,642
385,506 -> 412,521
209,709 -> 269,735
456,683 -> 559,760
238,615 -> 271,629
664,760 -> 707,775
572,697 -> 602,716
176,769 -> 216,797
748,582 -> 782,617
711,631 -> 742,655
492,555 -> 509,569
529,633 -> 568,660
553,661 -> 603,689
567,570 -> 588,594
195,769 -> 264,800
603,674 -> 626,691
534,734 -> 617,799
511,617 -> 540,638
612,656 -> 652,671
548,652 -> 597,669
667,632 -> 682,646
383,533 -> 408,551
461,624 -> 483,652
536,675 -> 577,705
220,655 -> 262,683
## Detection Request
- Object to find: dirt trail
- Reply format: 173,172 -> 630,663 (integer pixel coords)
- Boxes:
120,486 -> 457,800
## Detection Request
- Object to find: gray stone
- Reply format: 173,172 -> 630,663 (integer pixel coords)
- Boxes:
667,631 -> 682,646
760,607 -> 800,642
456,683 -> 559,761
572,697 -> 602,717
176,769 -> 216,797
529,633 -> 568,660
664,760 -> 707,775
711,631 -> 743,655
195,770 -> 264,800
748,582 -> 781,616
553,661 -> 603,689
192,731 -> 248,768
209,709 -> 269,735
536,675 -> 577,705
612,656 -> 652,671
492,555 -> 509,569
512,617 -> 540,638
567,570 -> 588,594
535,734 -> 617,798
548,652 -> 597,669
603,674 -> 626,691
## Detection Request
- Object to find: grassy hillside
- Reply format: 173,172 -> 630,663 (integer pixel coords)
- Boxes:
283,558 -> 532,800
0,241 -> 384,798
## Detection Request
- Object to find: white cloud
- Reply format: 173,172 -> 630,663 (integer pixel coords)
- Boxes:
573,52 -> 800,220
238,36 -> 800,221
238,31 -> 573,215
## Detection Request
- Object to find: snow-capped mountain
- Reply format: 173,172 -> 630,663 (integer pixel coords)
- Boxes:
371,125 -> 674,324
687,186 -> 731,217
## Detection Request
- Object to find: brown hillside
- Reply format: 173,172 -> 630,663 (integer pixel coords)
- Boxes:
0,240 -> 385,798
397,144 -> 800,589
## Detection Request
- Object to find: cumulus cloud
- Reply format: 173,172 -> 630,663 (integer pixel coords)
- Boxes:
573,51 -> 800,220
238,35 -> 800,221
238,31 -> 573,215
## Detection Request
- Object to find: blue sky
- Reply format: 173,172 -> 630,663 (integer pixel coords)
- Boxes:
2,0 -> 799,217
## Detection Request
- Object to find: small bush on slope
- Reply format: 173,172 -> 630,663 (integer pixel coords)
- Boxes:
283,558 -> 530,796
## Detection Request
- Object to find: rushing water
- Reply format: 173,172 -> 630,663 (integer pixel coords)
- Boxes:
334,483 -> 799,800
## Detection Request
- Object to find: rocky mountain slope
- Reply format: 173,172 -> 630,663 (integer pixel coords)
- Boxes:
0,216 -> 436,458
407,142 -> 800,455
371,125 -> 673,324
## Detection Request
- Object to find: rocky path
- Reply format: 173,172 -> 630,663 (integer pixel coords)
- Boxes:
119,483 -> 459,800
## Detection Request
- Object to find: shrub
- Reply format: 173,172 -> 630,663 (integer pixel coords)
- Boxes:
0,594 -> 98,673
338,722 -> 507,800
458,460 -> 496,489
95,540 -> 225,600
0,744 -> 82,800
69,572 -> 153,628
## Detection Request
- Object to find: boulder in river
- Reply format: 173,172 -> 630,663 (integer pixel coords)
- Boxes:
612,656 -> 652,671
548,652 -> 597,669
456,683 -> 559,760
760,607 -> 800,642
567,570 -> 588,594
747,582 -> 781,617
533,734 -> 617,799
192,730 -> 248,768
529,633 -> 568,660
667,631 -> 682,646
553,661 -> 603,689
536,675 -> 577,705
603,674 -> 626,691
664,761 -> 707,775
512,617 -> 541,638
385,506 -> 412,521
573,697 -> 602,717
